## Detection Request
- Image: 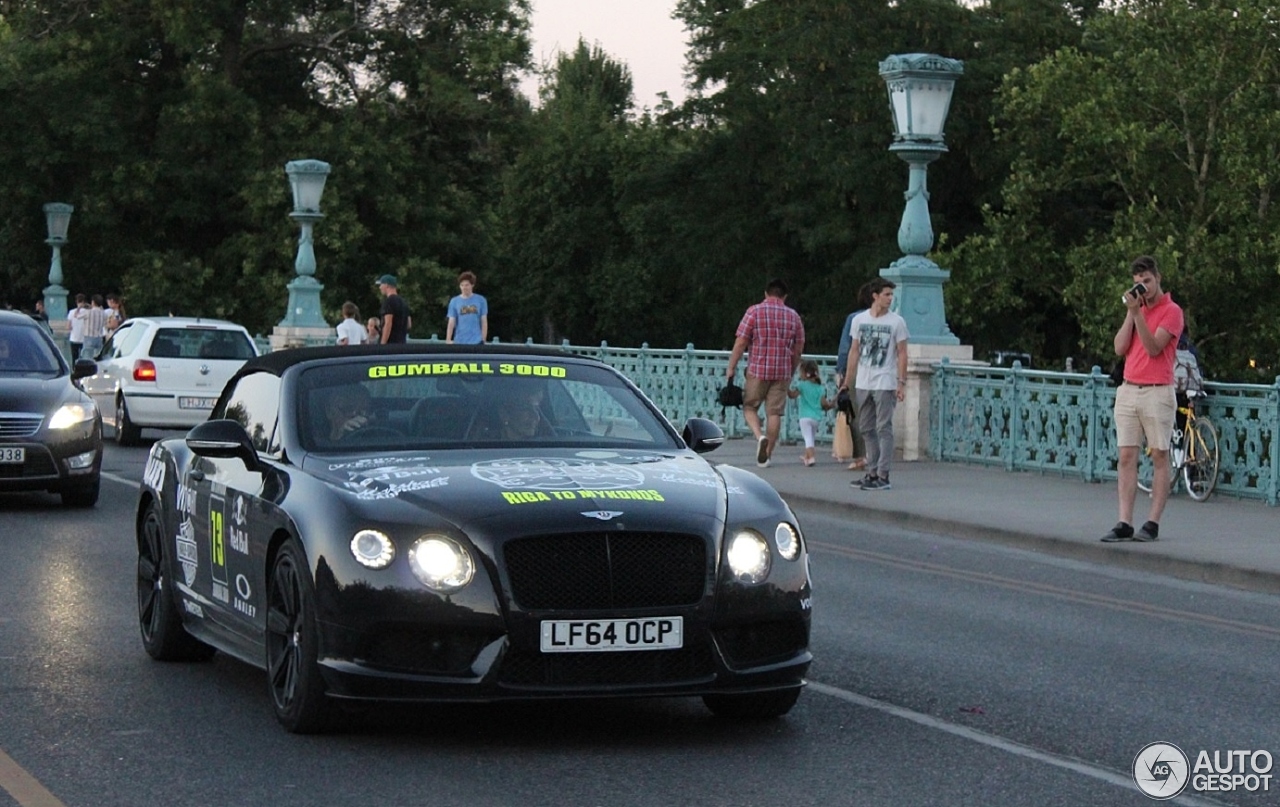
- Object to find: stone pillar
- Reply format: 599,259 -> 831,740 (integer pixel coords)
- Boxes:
895,343 -> 986,460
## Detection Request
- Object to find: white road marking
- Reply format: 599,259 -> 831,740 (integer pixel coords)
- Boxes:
101,471 -> 141,489
810,681 -> 1228,806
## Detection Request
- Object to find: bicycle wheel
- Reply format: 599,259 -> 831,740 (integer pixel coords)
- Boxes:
1136,447 -> 1177,495
1182,418 -> 1220,502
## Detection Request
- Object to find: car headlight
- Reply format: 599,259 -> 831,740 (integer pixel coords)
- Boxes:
727,530 -> 771,584
408,535 -> 474,592
350,530 -> 395,569
48,402 -> 96,430
774,522 -> 801,561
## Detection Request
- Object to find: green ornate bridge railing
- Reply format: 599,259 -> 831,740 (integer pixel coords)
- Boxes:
931,359 -> 1280,506
255,335 -> 1280,505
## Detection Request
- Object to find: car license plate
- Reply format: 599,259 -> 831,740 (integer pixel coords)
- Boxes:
540,617 -> 683,653
0,447 -> 24,464
178,397 -> 217,410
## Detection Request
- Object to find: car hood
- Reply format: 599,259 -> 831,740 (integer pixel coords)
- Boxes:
0,374 -> 85,414
301,448 -> 728,534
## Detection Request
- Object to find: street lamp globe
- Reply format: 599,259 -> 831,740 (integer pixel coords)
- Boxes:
878,53 -> 964,345
285,159 -> 330,215
44,202 -> 74,244
882,53 -> 961,146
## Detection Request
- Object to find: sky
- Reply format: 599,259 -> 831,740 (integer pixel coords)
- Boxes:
521,1 -> 691,109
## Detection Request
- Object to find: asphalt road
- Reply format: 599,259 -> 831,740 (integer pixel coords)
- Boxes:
1,440 -> 1276,806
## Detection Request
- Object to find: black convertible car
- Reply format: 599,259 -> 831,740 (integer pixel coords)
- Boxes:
136,344 -> 811,732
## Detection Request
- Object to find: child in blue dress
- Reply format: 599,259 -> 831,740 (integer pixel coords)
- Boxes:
789,359 -> 831,466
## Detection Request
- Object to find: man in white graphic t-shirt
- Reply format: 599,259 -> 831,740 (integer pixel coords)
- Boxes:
839,277 -> 909,491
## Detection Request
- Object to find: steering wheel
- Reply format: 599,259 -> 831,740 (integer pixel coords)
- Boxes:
342,426 -> 403,442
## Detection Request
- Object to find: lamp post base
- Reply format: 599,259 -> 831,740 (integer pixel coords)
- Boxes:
269,325 -> 334,352
277,275 -> 329,330
881,254 -> 959,345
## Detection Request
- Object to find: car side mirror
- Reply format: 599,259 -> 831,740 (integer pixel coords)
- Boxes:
72,358 -> 97,380
186,419 -> 261,471
682,417 -> 725,454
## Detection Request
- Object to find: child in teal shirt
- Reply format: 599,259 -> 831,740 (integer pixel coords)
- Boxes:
789,360 -> 831,466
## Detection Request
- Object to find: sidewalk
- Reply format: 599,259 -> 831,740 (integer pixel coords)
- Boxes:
710,437 -> 1280,596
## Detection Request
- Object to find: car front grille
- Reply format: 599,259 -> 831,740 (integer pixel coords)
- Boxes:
0,414 -> 43,438
499,644 -> 715,687
503,532 -> 708,611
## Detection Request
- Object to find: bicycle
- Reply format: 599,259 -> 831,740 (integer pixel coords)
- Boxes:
1136,389 -> 1220,502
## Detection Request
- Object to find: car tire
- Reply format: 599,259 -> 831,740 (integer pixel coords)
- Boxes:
116,395 -> 142,446
702,687 -> 801,719
137,501 -> 216,662
61,476 -> 100,508
266,539 -> 334,734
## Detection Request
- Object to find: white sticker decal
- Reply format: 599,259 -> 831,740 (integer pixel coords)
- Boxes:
328,455 -> 434,471
471,458 -> 645,492
143,454 -> 165,491
175,518 -> 198,586
353,476 -> 450,501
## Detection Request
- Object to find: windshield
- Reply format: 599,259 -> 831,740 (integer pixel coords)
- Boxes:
296,358 -> 680,453
0,324 -> 64,377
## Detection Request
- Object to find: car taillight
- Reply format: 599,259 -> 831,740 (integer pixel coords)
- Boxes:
133,360 -> 157,382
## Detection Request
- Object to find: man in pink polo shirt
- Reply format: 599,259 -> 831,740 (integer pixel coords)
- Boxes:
1102,255 -> 1184,543
726,279 -> 806,468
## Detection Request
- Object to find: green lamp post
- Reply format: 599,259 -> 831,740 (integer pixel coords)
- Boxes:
878,53 -> 963,345
42,202 -> 74,323
278,159 -> 331,329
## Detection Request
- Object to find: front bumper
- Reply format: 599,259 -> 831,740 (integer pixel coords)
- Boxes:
0,430 -> 102,493
315,614 -> 811,703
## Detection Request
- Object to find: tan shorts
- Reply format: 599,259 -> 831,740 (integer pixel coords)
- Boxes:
743,375 -> 789,417
1114,383 -> 1176,450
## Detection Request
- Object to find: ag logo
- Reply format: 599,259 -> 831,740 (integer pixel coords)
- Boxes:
1133,742 -> 1189,800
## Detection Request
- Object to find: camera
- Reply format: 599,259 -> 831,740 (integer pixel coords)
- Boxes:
1122,282 -> 1147,304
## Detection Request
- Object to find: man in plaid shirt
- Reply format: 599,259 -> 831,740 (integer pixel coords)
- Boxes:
726,279 -> 806,467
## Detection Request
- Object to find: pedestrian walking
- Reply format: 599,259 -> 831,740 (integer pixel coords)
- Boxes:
336,301 -> 365,345
788,359 -> 830,466
841,277 -> 909,491
366,317 -> 381,344
725,278 -> 806,468
1101,255 -> 1184,543
375,274 -> 411,344
67,293 -> 88,360
445,271 -> 488,344
82,295 -> 107,358
834,282 -> 872,470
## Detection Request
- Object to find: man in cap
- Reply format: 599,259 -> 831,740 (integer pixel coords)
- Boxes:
375,274 -> 411,344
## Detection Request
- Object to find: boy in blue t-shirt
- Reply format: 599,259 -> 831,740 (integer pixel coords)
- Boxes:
446,271 -> 489,344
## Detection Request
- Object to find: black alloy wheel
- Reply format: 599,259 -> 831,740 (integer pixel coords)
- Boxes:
137,502 -> 215,661
115,395 -> 142,446
266,540 -> 333,733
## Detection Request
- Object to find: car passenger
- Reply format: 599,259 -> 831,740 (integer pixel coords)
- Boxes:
473,381 -> 551,441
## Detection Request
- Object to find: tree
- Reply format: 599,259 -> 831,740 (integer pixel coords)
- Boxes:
496,40 -> 653,344
947,0 -> 1280,378
0,0 -> 532,335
